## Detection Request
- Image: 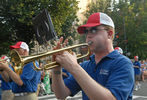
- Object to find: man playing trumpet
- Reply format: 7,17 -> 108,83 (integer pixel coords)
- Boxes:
0,41 -> 41,100
51,12 -> 134,100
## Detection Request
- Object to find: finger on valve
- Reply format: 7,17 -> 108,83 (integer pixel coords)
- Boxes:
62,38 -> 68,47
52,37 -> 64,61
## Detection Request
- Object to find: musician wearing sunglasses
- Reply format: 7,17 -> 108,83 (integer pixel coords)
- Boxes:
0,41 -> 41,100
52,12 -> 134,100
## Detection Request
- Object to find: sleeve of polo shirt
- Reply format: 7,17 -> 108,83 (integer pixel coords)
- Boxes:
9,65 -> 14,71
138,62 -> 141,68
106,59 -> 134,100
64,63 -> 86,96
20,62 -> 37,84
0,74 -> 2,80
64,75 -> 81,96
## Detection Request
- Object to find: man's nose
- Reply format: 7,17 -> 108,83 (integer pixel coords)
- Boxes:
86,33 -> 93,38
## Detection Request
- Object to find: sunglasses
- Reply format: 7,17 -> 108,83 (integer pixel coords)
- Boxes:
84,27 -> 107,34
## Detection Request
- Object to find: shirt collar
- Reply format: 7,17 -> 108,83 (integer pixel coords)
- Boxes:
89,50 -> 119,61
106,50 -> 120,59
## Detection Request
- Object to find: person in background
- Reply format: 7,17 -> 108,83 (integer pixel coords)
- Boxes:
0,56 -> 14,100
0,41 -> 41,100
144,59 -> 147,80
38,60 -> 52,95
51,12 -> 134,100
0,75 -> 2,100
145,59 -> 147,67
140,60 -> 146,82
43,70 -> 52,95
114,47 -> 123,54
133,56 -> 141,91
38,60 -> 44,95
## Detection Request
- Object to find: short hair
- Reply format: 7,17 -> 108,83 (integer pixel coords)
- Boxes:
102,24 -> 115,40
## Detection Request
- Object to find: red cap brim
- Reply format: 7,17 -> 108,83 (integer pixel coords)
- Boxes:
10,45 -> 20,50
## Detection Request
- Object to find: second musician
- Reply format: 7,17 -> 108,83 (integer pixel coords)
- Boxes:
0,41 -> 41,100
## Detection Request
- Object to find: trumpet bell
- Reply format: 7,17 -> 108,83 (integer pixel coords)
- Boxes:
10,49 -> 23,67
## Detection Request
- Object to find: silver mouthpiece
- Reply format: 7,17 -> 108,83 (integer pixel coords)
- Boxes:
88,41 -> 93,45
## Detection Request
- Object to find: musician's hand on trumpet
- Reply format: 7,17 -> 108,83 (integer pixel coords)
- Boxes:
52,37 -> 69,71
53,37 -> 65,61
55,51 -> 78,73
52,36 -> 78,74
0,61 -> 11,82
0,60 -> 9,72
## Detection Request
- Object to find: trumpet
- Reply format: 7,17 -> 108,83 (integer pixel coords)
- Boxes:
10,43 -> 90,71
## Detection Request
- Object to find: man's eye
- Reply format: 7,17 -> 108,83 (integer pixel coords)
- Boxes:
91,29 -> 96,33
84,30 -> 88,34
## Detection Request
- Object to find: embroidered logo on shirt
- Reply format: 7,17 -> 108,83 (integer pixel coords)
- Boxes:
100,69 -> 109,75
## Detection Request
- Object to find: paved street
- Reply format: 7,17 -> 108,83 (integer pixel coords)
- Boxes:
38,80 -> 147,100
38,92 -> 82,100
133,80 -> 147,100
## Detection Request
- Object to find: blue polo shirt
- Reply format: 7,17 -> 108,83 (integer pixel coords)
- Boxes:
0,75 -> 2,100
62,68 -> 71,79
1,65 -> 13,90
12,61 -> 41,93
64,51 -> 134,100
133,61 -> 141,75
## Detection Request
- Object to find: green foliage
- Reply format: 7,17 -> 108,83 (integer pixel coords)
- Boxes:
0,0 -> 79,55
83,0 -> 111,21
80,0 -> 147,59
112,0 -> 147,59
60,0 -> 79,45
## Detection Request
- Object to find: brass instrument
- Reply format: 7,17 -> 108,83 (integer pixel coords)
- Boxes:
10,43 -> 90,71
0,56 -> 22,74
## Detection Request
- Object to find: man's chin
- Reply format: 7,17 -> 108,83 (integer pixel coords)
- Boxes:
89,48 -> 94,52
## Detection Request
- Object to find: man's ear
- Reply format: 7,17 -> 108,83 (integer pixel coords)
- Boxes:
108,30 -> 113,39
24,49 -> 28,55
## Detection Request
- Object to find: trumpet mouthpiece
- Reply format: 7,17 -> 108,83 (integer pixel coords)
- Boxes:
88,41 -> 93,45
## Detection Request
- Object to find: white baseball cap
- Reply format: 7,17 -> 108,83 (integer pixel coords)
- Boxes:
10,41 -> 29,52
77,12 -> 114,34
115,47 -> 123,54
134,56 -> 139,59
1,56 -> 10,62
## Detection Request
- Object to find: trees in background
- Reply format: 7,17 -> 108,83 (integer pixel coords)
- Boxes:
0,0 -> 146,59
81,0 -> 147,59
112,0 -> 147,59
0,0 -> 79,55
